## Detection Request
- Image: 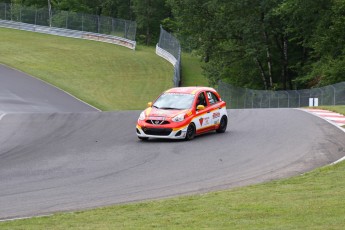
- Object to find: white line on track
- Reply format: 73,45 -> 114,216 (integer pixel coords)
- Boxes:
0,113 -> 6,121
331,156 -> 345,165
0,214 -> 52,222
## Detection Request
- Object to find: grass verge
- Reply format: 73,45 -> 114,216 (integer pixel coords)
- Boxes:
1,159 -> 345,229
181,52 -> 208,87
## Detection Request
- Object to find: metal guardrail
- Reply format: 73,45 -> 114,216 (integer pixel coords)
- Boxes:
156,45 -> 177,66
0,2 -> 136,49
0,19 -> 136,49
156,26 -> 181,87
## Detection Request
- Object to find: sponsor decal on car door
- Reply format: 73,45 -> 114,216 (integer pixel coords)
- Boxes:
196,110 -> 213,134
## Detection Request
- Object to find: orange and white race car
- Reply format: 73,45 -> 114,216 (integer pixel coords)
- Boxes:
136,87 -> 228,141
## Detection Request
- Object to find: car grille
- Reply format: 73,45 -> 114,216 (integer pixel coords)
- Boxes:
142,128 -> 172,136
146,120 -> 170,125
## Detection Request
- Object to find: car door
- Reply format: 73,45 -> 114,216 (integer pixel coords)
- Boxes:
194,91 -> 214,134
206,91 -> 222,129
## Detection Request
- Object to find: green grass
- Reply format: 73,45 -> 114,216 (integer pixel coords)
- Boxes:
0,27 -> 174,110
181,52 -> 208,87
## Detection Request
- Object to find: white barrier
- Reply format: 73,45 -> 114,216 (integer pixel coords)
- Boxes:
0,19 -> 136,50
155,44 -> 177,66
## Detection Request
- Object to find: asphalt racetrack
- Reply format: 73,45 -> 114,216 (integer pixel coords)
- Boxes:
1,64 -> 345,220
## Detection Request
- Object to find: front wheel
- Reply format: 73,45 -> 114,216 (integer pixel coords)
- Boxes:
138,136 -> 149,141
185,123 -> 196,141
216,116 -> 227,133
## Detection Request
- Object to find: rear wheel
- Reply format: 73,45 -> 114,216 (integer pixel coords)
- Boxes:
216,116 -> 227,133
185,123 -> 196,141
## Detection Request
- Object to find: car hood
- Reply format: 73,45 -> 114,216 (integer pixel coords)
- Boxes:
144,107 -> 189,119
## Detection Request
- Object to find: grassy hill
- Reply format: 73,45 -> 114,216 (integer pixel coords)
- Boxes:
0,28 -> 208,110
1,27 -> 201,110
181,52 -> 208,87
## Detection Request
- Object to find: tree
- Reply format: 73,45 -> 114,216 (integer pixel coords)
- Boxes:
132,0 -> 170,45
276,0 -> 345,87
169,0 -> 289,89
169,0 -> 345,89
306,0 -> 345,86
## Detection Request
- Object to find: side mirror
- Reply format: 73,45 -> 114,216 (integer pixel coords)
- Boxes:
197,105 -> 205,110
147,102 -> 153,107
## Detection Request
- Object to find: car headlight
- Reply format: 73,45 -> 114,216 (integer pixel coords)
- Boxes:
138,111 -> 146,121
172,113 -> 185,122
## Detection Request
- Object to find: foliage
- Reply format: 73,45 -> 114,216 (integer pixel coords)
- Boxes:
131,0 -> 170,45
168,0 -> 345,89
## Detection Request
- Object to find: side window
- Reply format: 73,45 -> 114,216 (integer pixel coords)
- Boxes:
196,92 -> 207,107
206,91 -> 219,105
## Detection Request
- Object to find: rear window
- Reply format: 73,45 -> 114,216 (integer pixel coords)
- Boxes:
206,91 -> 219,105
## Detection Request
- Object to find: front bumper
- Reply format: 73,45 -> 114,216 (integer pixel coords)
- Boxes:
136,124 -> 188,139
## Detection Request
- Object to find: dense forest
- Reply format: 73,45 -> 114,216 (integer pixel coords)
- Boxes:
3,0 -> 345,90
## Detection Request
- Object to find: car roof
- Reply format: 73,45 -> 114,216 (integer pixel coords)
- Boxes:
165,86 -> 216,95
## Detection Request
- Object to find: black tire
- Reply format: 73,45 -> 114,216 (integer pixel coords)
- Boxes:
185,123 -> 196,141
138,136 -> 149,141
216,116 -> 228,133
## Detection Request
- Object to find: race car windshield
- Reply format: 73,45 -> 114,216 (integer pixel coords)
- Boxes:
153,93 -> 194,110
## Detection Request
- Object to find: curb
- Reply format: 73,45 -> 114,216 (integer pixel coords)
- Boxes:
302,108 -> 345,131
300,108 -> 345,165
